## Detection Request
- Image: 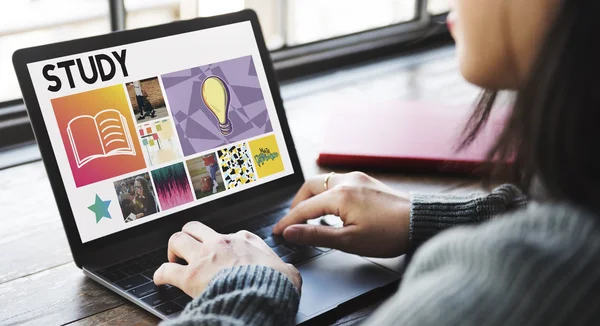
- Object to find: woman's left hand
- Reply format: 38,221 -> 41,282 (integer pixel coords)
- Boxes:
153,221 -> 302,298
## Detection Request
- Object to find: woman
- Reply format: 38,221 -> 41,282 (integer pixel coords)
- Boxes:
132,80 -> 156,121
133,176 -> 158,219
155,1 -> 600,325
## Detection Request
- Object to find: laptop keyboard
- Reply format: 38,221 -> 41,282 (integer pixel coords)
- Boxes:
96,209 -> 331,316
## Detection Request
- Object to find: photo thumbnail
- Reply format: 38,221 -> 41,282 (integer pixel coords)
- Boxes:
151,163 -> 194,210
186,153 -> 225,199
217,143 -> 257,190
138,119 -> 182,167
114,172 -> 159,223
125,77 -> 169,123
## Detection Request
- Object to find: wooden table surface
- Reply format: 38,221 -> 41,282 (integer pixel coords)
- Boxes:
0,45 -> 484,326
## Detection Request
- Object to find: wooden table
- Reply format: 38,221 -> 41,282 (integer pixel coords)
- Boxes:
0,46 -> 484,325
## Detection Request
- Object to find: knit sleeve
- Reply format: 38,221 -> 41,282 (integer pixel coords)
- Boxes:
363,203 -> 600,326
162,265 -> 299,326
409,184 -> 526,250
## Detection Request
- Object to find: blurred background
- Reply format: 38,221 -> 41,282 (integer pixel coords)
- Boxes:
0,0 -> 451,169
0,0 -> 449,103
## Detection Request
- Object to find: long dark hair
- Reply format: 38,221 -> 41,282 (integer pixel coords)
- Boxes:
462,1 -> 600,212
135,176 -> 153,198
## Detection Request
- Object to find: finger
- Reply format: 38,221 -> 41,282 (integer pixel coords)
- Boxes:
167,231 -> 203,263
182,221 -> 219,243
274,191 -> 341,234
289,177 -> 321,209
282,224 -> 356,250
153,262 -> 187,287
290,173 -> 341,208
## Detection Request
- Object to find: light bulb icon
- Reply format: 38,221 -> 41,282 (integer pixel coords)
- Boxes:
201,75 -> 233,135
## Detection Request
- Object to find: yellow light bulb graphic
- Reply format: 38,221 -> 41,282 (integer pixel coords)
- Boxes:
201,76 -> 233,135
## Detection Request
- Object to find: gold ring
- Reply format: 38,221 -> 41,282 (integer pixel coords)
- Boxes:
324,172 -> 335,191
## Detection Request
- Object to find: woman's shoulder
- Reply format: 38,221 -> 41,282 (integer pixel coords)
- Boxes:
388,202 -> 600,326
489,202 -> 600,240
438,201 -> 600,245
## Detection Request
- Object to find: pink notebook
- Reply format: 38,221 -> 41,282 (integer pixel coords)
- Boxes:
317,100 -> 509,174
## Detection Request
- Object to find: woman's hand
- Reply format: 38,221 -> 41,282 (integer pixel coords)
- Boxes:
273,172 -> 411,258
154,221 -> 302,298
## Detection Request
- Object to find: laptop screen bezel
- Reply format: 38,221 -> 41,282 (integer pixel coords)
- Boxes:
12,10 -> 304,267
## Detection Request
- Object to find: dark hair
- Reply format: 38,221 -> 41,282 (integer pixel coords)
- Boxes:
135,176 -> 152,197
462,1 -> 600,212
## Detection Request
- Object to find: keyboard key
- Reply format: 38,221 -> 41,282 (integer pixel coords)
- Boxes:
282,248 -> 322,265
142,287 -> 184,307
138,260 -> 156,271
174,295 -> 193,308
264,235 -> 285,247
111,262 -> 129,274
283,244 -> 304,252
315,247 -> 333,253
253,226 -> 273,239
116,274 -> 150,290
259,210 -> 288,227
99,269 -> 127,282
148,253 -> 165,263
146,260 -> 163,271
129,282 -> 166,298
144,249 -> 165,261
142,270 -> 157,280
272,245 -> 293,257
167,287 -> 184,297
120,263 -> 145,275
264,237 -> 276,247
155,301 -> 183,315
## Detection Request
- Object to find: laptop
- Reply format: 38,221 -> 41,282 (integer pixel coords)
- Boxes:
12,10 -> 402,324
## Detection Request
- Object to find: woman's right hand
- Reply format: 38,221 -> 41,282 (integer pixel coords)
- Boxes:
272,172 -> 411,258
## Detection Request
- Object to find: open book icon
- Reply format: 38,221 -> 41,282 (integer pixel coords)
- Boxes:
67,109 -> 136,168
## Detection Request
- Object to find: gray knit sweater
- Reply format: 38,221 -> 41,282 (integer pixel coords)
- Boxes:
164,184 -> 600,325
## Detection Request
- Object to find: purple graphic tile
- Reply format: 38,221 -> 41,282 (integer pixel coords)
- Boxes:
161,56 -> 273,156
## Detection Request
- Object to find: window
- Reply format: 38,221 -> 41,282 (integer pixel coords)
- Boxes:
0,0 -> 449,156
122,0 -> 287,49
428,0 -> 451,15
285,0 -> 417,46
0,0 -> 110,103
125,0 -> 180,30
123,0 -> 438,49
1,0 -> 449,103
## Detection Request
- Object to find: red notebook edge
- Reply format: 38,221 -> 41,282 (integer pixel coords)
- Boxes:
317,153 -> 500,175
316,100 -> 511,176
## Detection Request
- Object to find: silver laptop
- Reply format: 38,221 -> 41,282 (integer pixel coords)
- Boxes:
12,9 -> 402,324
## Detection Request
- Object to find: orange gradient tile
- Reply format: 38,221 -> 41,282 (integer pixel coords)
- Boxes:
52,85 -> 146,187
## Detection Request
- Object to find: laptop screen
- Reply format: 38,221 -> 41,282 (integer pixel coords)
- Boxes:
25,21 -> 294,243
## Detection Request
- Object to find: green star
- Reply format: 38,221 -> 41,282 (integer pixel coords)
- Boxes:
88,194 -> 112,223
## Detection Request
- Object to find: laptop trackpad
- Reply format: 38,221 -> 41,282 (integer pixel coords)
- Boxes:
297,250 -> 399,317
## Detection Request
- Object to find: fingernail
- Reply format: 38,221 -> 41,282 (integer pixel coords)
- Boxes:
285,226 -> 299,242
